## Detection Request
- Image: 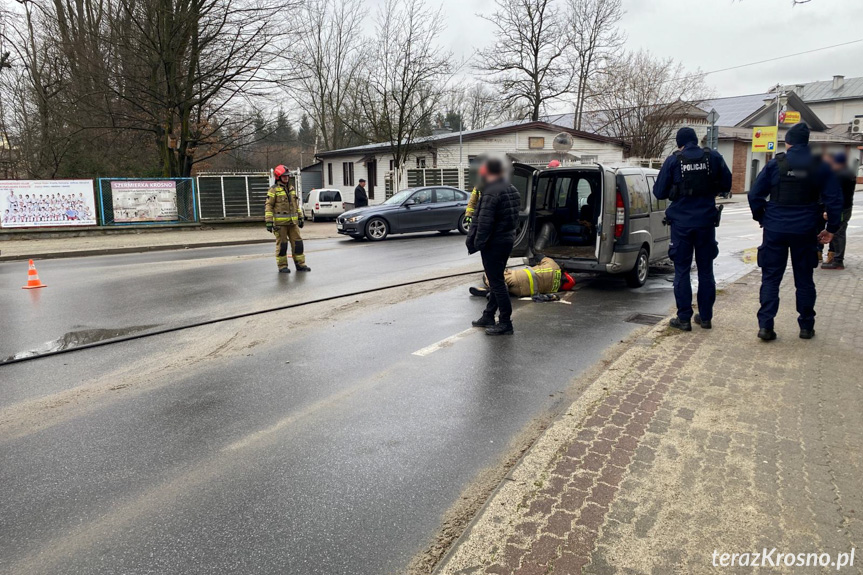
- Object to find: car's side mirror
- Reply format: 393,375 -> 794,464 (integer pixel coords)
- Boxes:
404,199 -> 416,206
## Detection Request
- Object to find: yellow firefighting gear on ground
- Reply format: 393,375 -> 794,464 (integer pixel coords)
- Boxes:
265,183 -> 307,271
473,258 -> 575,297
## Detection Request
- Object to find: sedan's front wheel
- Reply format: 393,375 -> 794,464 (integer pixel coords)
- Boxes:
457,214 -> 468,235
365,217 -> 389,241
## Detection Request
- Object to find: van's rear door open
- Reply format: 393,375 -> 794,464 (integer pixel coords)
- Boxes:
596,166 -> 617,263
510,163 -> 538,257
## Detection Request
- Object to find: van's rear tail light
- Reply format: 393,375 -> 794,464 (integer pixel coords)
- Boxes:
315,203 -> 320,210
614,191 -> 625,238
342,202 -> 345,209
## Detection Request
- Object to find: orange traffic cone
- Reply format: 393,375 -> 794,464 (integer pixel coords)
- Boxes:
22,259 -> 47,289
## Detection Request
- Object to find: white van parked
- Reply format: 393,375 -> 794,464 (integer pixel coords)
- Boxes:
302,189 -> 346,221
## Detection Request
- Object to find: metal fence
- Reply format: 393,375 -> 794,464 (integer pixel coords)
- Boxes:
196,172 -> 272,220
404,167 -> 471,192
97,178 -> 197,226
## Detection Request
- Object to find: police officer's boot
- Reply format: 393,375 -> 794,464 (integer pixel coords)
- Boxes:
758,328 -> 777,341
486,322 -> 514,336
472,313 -> 496,328
669,317 -> 692,332
799,328 -> 815,340
693,313 -> 711,329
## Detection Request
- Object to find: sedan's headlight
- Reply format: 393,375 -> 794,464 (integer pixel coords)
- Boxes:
345,215 -> 365,223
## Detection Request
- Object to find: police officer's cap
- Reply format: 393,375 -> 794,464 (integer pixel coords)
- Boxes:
784,122 -> 810,146
675,127 -> 698,148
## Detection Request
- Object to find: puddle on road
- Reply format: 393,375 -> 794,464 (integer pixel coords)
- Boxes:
3,325 -> 159,363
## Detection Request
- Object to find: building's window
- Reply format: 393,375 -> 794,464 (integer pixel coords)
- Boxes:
389,159 -> 394,171
580,155 -> 598,163
416,156 -> 426,168
528,137 -> 545,149
342,162 -> 354,186
327,163 -> 333,185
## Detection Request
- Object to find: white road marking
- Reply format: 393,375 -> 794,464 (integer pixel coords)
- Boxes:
412,328 -> 476,357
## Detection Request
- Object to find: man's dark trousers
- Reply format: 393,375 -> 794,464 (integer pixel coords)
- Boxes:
758,228 -> 819,330
669,225 -> 717,322
481,242 -> 514,323
829,208 -> 852,264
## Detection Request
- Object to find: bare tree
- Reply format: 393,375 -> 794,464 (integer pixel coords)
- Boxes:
478,0 -> 571,121
289,0 -> 365,151
567,0 -> 624,130
356,0 -> 451,188
590,50 -> 712,158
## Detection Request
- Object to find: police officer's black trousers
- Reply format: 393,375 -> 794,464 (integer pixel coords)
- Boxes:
481,242 -> 514,324
757,229 -> 819,330
669,225 -> 718,322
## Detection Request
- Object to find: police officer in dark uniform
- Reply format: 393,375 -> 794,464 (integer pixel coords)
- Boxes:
748,122 -> 843,341
653,127 -> 732,331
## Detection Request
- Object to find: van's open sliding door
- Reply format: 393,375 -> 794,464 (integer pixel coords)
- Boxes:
510,163 -> 538,257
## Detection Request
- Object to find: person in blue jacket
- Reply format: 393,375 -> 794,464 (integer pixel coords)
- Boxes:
748,122 -> 842,341
653,127 -> 732,331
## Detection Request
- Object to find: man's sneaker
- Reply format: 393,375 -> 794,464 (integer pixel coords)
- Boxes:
486,322 -> 514,336
799,328 -> 815,340
278,268 -> 291,274
296,265 -> 311,272
821,261 -> 845,270
693,313 -> 712,329
669,317 -> 692,332
469,286 -> 489,297
758,328 -> 777,341
472,314 -> 496,328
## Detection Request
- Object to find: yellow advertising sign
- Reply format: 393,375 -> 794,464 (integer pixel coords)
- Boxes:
752,126 -> 778,153
782,110 -> 801,124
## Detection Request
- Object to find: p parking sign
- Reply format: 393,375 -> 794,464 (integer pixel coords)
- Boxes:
752,126 -> 778,153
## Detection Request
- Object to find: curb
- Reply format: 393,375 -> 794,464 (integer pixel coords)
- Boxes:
0,234 -> 344,262
0,239 -> 273,262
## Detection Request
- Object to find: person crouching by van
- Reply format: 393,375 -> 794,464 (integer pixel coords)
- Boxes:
653,127 -> 732,331
469,257 -> 576,298
466,157 -> 521,335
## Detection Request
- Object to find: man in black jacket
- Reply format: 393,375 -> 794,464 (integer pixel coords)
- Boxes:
822,152 -> 856,270
354,179 -> 369,208
466,158 -> 521,335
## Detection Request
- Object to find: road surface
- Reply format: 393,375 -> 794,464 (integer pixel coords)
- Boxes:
0,205 -> 775,574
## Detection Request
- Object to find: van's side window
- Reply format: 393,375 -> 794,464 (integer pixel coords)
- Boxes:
623,174 -> 650,217
646,176 -> 666,210
553,177 -> 573,209
535,176 -> 551,210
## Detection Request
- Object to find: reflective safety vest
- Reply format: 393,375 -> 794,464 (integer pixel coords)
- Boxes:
672,149 -> 717,199
466,187 -> 481,217
265,185 -> 302,226
769,153 -> 821,206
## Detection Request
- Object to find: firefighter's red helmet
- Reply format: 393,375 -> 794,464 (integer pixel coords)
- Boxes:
561,272 -> 576,291
547,159 -> 561,168
273,165 -> 288,179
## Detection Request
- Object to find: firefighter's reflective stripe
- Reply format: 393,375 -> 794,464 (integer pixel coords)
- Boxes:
274,213 -> 299,224
524,268 -> 538,295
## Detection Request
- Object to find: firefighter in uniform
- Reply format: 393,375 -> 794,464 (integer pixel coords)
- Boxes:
265,165 -> 311,273
748,123 -> 842,341
653,127 -> 732,331
469,257 -> 577,298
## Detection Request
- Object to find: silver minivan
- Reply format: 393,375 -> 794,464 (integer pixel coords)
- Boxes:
510,163 -> 669,287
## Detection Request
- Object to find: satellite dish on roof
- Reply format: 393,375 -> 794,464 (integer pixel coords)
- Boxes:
552,132 -> 573,153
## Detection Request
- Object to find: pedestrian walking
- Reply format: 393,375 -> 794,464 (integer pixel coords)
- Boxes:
748,123 -> 842,341
652,127 -> 732,331
354,179 -> 369,209
265,165 -> 311,273
821,152 -> 856,270
466,158 -> 521,335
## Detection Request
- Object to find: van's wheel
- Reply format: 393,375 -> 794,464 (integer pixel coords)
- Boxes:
365,217 -> 389,241
625,247 -> 649,288
310,211 -> 317,222
457,214 -> 468,235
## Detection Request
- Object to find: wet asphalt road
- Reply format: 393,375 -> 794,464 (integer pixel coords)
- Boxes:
0,207 -> 764,575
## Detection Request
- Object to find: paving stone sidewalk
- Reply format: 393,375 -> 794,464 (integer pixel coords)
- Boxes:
0,222 -> 339,260
438,240 -> 863,575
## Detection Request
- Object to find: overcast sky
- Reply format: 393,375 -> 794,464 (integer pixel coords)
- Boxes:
431,0 -> 863,103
